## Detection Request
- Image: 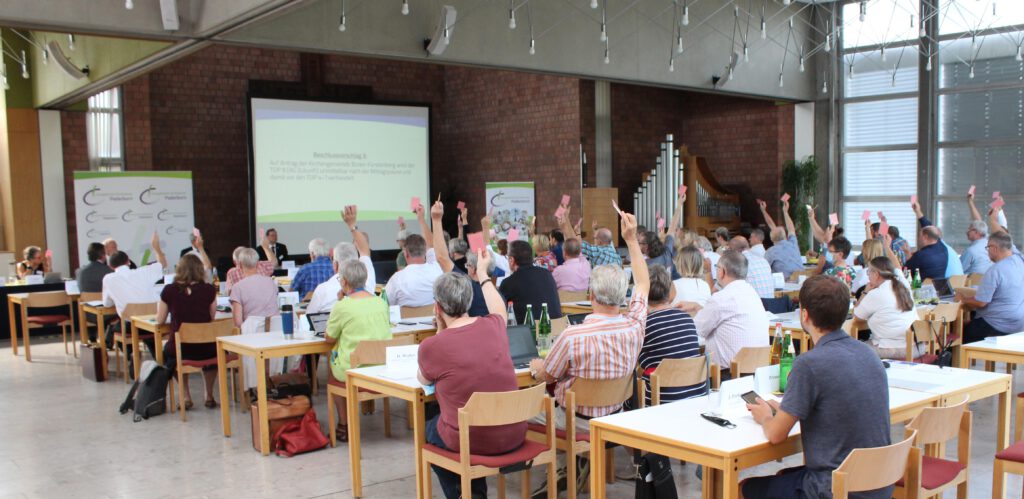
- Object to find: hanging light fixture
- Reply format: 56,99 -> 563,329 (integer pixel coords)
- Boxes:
969,64 -> 975,79
799,55 -> 805,72
881,46 -> 886,62
677,35 -> 684,54
1,63 -> 8,90
743,44 -> 749,62
822,77 -> 828,94
590,0 -> 598,8
125,0 -> 134,9
848,63 -> 854,80
41,47 -> 49,65
682,4 -> 689,26
529,38 -> 535,55
669,58 -> 675,72
778,73 -> 784,87
1016,44 -> 1023,62
760,17 -> 766,39
926,54 -> 932,71
401,0 -> 409,15
859,1 -> 866,22
509,8 -> 516,29
67,34 -> 75,51
20,50 -> 29,79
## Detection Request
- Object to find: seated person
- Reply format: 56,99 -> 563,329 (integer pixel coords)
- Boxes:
729,236 -> 775,299
224,243 -> 275,293
960,220 -> 993,275
499,240 -> 563,323
637,264 -> 703,406
16,245 -> 49,278
417,249 -> 521,499
555,203 -> 622,268
290,238 -> 334,300
430,201 -> 488,317
228,247 -> 281,395
743,275 -> 892,499
905,226 -> 949,281
550,229 -> 566,265
255,228 -> 288,264
308,206 -> 376,314
958,231 -> 1024,343
157,254 -> 219,409
527,211 -> 649,494
533,234 -> 558,271
103,238 -> 138,269
552,238 -> 591,292
677,250 -> 768,375
817,235 -> 856,288
325,259 -> 392,442
384,232 -> 443,307
644,230 -> 678,279
759,198 -> 804,279
852,257 -> 919,359
76,242 -> 113,293
102,233 -> 167,364
671,246 -> 712,307
748,228 -> 766,257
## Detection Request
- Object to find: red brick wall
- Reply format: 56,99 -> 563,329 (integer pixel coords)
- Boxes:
122,75 -> 153,170
61,110 -> 88,269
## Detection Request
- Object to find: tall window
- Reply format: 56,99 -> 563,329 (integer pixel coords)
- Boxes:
840,0 -> 921,247
934,2 -> 1024,248
86,87 -> 124,171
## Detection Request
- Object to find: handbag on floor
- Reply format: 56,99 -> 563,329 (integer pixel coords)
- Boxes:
269,372 -> 311,399
273,408 -> 329,457
634,452 -> 677,499
251,395 -> 310,451
80,342 -> 107,382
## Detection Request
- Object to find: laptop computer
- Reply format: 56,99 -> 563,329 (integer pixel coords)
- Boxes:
931,278 -> 955,299
306,312 -> 331,337
507,324 -> 539,369
566,313 -> 588,326
43,272 -> 63,284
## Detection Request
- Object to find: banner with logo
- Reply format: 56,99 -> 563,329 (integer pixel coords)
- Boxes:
484,181 -> 535,241
73,171 -> 195,268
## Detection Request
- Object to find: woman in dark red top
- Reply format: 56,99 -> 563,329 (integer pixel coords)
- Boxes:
156,254 -> 218,409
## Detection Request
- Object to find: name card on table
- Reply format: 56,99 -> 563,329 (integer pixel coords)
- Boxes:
389,305 -> 402,324
286,268 -> 297,279
772,273 -> 785,289
25,275 -> 44,285
278,291 -> 300,308
718,376 -> 755,416
282,260 -> 296,270
65,280 -> 80,295
384,344 -> 420,379
754,364 -> 780,395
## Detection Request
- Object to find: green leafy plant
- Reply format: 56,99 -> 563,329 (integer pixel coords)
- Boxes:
781,156 -> 819,254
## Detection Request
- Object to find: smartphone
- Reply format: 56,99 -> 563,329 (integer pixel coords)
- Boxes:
741,390 -> 761,405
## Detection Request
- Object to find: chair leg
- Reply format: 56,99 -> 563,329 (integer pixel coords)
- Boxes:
606,447 -> 615,484
547,459 -> 556,499
567,447 -> 577,499
328,391 -> 337,447
422,454 -> 433,499
992,458 -> 1004,499
498,473 -> 506,499
520,468 -> 531,499
167,378 -> 175,413
383,398 -> 392,438
178,370 -> 187,422
460,472 -> 471,499
63,325 -> 69,355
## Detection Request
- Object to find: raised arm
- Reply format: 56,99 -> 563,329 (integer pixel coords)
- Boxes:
621,212 -> 649,297
151,231 -> 168,270
481,213 -> 492,247
194,233 -> 212,271
758,200 -> 778,231
558,204 -> 578,240
967,191 -> 982,222
781,199 -> 796,236
989,200 -> 1008,234
342,206 -> 370,257
475,248 -> 506,320
807,207 -> 827,244
416,205 -> 431,241
881,233 -> 902,270
456,209 -> 465,241
260,234 -> 278,268
669,193 -> 685,232
429,201 -> 454,273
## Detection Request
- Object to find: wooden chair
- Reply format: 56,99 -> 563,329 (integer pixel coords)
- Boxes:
558,290 -> 589,303
174,321 -> 242,422
947,274 -> 967,289
788,269 -> 815,283
966,273 -> 985,287
113,302 -> 157,383
400,305 -> 434,319
841,319 -> 857,336
930,302 -> 964,366
730,346 -> 771,378
526,374 -> 634,498
893,398 -> 971,499
832,430 -> 917,499
23,291 -> 76,360
639,356 -> 720,408
326,335 -> 416,446
906,320 -> 936,362
551,316 -> 569,338
422,384 -> 557,499
993,394 -> 1024,499
76,291 -> 103,346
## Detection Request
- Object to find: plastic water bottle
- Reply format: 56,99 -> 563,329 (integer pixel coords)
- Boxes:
507,301 -> 517,326
282,304 -> 294,340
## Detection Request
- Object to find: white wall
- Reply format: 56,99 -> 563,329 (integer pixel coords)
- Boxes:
794,102 -> 815,161
38,110 -> 69,276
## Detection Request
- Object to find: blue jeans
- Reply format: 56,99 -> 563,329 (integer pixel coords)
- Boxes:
741,466 -> 809,499
425,415 -> 487,499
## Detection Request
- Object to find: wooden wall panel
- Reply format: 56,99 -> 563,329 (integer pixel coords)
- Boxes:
4,108 -> 45,255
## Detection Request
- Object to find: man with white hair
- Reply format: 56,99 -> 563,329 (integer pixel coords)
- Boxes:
102,238 -> 137,269
308,206 -> 377,314
385,224 -> 443,307
556,204 -> 622,268
748,228 -> 767,257
759,198 -> 804,278
730,236 -> 775,299
960,219 -> 993,275
678,249 -> 769,374
290,237 -> 334,299
225,235 -> 279,292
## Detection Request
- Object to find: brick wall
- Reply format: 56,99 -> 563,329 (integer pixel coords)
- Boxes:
61,110 -> 88,269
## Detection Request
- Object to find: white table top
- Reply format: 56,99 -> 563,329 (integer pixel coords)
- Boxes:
884,361 -> 1010,394
219,332 -> 327,349
347,364 -> 533,390
767,311 -> 802,330
133,311 -> 233,325
776,282 -> 802,292
392,316 -> 436,334
963,332 -> 1024,352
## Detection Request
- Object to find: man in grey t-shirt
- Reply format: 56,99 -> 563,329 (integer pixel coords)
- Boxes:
958,231 -> 1024,343
743,275 -> 891,499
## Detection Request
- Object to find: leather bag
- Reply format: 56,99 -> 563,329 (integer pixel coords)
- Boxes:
273,408 -> 329,457
81,343 -> 107,382
251,395 -> 310,451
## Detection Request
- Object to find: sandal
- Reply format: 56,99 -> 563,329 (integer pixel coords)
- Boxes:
182,400 -> 194,411
336,423 -> 349,443
205,399 -> 218,409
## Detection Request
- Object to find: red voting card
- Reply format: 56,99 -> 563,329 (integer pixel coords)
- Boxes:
657,217 -> 666,229
679,185 -> 687,196
410,197 -> 421,211
45,249 -> 52,258
968,185 -> 976,196
467,232 -> 485,252
781,193 -> 791,202
993,191 -> 1001,199
991,198 -> 1005,211
507,228 -> 520,241
457,201 -> 466,210
612,200 -> 623,216
554,206 -> 566,219
258,228 -> 266,240
397,216 -> 405,225
828,213 -> 839,226
192,227 -> 200,238
880,221 -> 890,236
561,194 -> 571,206
862,210 -> 871,221
910,194 -> 918,204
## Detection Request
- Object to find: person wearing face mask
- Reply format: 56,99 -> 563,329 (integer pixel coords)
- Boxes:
813,231 -> 856,288
852,257 -> 919,359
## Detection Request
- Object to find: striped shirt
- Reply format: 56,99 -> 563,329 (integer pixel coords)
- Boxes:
743,251 -> 776,299
225,261 -> 275,291
543,290 -> 647,418
580,241 -> 623,268
639,308 -> 705,406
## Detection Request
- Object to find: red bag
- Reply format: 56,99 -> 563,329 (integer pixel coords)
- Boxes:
272,408 -> 329,457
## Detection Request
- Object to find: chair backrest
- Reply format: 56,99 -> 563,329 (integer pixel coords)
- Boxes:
947,275 -> 967,289
832,430 -> 917,498
25,290 -> 70,308
909,320 -> 934,344
121,302 -> 157,320
929,303 -> 960,324
400,305 -> 434,319
349,335 -> 416,368
731,346 -> 771,376
651,357 -> 709,405
79,291 -> 102,303
569,373 -> 635,408
789,269 -> 814,282
550,316 -> 569,337
558,290 -> 588,303
460,383 -> 548,427
841,319 -> 856,336
906,396 -> 970,445
177,320 -> 237,344
966,273 -> 985,287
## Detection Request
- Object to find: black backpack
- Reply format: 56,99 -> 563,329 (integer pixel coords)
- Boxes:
119,361 -> 171,422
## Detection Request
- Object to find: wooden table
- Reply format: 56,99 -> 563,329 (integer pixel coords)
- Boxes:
773,282 -> 802,299
7,291 -> 81,362
766,310 -> 812,350
588,386 -> 940,499
961,334 -> 1024,374
217,333 -> 333,455
560,300 -> 628,315
129,311 -> 233,380
80,301 -> 116,373
346,364 -> 535,499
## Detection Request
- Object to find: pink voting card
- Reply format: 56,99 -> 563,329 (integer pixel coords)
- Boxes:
410,197 -> 421,211
45,249 -> 52,258
993,191 -> 1001,199
780,193 -> 791,202
968,185 -> 976,196
880,221 -> 889,236
397,216 -> 405,225
862,210 -> 871,221
657,217 -> 666,229
507,228 -> 520,241
192,227 -> 200,237
456,201 -> 466,210
828,213 -> 839,226
258,228 -> 266,240
611,200 -> 623,216
992,198 -> 1005,211
561,194 -> 571,206
467,232 -> 485,252
911,194 -> 918,204
679,184 -> 687,196
554,206 -> 566,219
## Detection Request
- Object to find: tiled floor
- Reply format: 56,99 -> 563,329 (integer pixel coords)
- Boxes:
1,336 -> 1021,498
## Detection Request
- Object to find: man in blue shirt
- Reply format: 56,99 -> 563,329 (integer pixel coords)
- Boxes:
958,231 -> 1024,343
290,238 -> 335,299
549,229 -> 565,265
743,275 -> 891,499
911,201 -> 963,278
960,220 -> 993,275
758,199 -> 804,279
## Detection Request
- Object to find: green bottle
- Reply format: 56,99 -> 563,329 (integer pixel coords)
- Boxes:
380,289 -> 389,306
538,303 -> 552,344
779,331 -> 794,392
524,304 -> 536,339
912,269 -> 922,290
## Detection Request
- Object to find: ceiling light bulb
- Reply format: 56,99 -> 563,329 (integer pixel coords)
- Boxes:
969,64 -> 975,79
669,59 -> 674,72
799,56 -> 805,72
760,19 -> 766,39
919,26 -> 926,38
604,49 -> 610,64
68,34 -> 75,51
125,0 -> 133,9
20,51 -> 28,79
859,1 -> 866,22
682,6 -> 689,26
848,64 -> 854,80
509,9 -> 516,29
1,74 -> 7,91
926,55 -> 932,71
824,33 -> 831,53
778,73 -> 784,87
42,48 -> 49,65
338,14 -> 347,31
783,0 -> 790,5
822,79 -> 828,94
1016,46 -> 1023,62
880,46 -> 886,62
910,14 -> 915,28
677,36 -> 684,54
529,38 -> 535,55
401,0 -> 409,15
743,44 -> 748,62
590,0 -> 598,8
600,23 -> 607,42
728,66 -> 734,80
442,28 -> 449,42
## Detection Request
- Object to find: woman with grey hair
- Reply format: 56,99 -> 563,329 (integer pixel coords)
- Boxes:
229,247 -> 282,398
415,246 -> 521,499
16,246 -> 50,278
325,258 -> 392,442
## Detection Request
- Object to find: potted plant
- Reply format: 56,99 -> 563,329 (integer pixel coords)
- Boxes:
780,156 -> 819,254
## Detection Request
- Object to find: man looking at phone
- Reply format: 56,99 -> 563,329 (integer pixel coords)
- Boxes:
742,275 -> 891,499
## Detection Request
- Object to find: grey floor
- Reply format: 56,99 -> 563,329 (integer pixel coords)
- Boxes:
0,336 -> 1021,498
